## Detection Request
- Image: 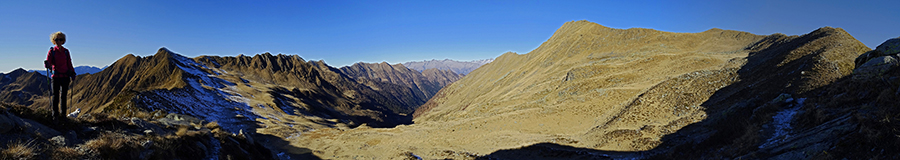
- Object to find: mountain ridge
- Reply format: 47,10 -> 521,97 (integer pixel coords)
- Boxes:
270,20 -> 888,159
402,58 -> 493,75
0,68 -> 49,107
0,47 -> 463,158
2,20 -> 895,159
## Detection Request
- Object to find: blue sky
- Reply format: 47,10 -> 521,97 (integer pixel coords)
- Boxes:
2,0 -> 899,73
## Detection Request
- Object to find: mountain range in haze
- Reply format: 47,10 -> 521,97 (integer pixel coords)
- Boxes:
26,65 -> 106,76
402,58 -> 493,75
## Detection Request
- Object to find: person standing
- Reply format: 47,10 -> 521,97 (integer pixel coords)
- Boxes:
44,31 -> 76,120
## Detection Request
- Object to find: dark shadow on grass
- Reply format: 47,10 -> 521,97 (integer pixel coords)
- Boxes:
269,87 -> 413,128
229,114 -> 321,160
251,131 -> 322,160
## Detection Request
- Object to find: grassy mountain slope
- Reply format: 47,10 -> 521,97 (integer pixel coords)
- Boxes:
282,20 -> 876,159
415,20 -> 764,122
67,48 -> 190,114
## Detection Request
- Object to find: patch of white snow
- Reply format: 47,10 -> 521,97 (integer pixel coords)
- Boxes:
760,98 -> 806,149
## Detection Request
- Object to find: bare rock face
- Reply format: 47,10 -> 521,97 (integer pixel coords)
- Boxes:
853,55 -> 900,80
853,37 -> 900,80
875,37 -> 900,55
6,113 -> 60,138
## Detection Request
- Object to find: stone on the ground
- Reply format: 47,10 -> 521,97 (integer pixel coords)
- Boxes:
156,113 -> 203,126
51,135 -> 67,146
131,117 -> 167,135
156,113 -> 204,127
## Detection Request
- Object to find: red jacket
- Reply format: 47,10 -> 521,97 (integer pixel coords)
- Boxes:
45,46 -> 75,78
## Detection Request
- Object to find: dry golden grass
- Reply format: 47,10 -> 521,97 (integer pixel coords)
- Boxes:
175,126 -> 190,137
82,133 -> 132,154
2,140 -> 38,160
49,146 -> 83,160
204,121 -> 220,129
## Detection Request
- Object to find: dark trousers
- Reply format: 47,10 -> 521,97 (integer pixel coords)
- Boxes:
52,77 -> 70,118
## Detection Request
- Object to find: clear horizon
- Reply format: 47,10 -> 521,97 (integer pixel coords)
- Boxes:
2,0 -> 899,73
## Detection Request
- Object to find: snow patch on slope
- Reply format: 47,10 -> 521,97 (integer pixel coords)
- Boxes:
136,54 -> 259,133
760,98 -> 805,149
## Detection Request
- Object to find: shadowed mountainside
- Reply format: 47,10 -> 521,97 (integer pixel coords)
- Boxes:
339,62 -> 461,113
0,69 -> 49,107
403,58 -> 493,75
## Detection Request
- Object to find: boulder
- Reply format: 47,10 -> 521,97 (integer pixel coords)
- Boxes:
0,113 -> 15,133
853,55 -> 900,80
876,37 -> 900,55
855,50 -> 886,68
50,135 -> 67,146
130,117 -> 168,135
156,113 -> 203,127
855,37 -> 900,68
6,113 -> 61,138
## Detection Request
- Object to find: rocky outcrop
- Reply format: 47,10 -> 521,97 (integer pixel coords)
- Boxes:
854,55 -> 900,79
876,37 -> 900,54
853,37 -> 900,80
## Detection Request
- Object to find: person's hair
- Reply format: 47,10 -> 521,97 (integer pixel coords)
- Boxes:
51,31 -> 66,45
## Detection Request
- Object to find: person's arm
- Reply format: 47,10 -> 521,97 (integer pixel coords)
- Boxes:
45,48 -> 54,69
66,50 -> 76,78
